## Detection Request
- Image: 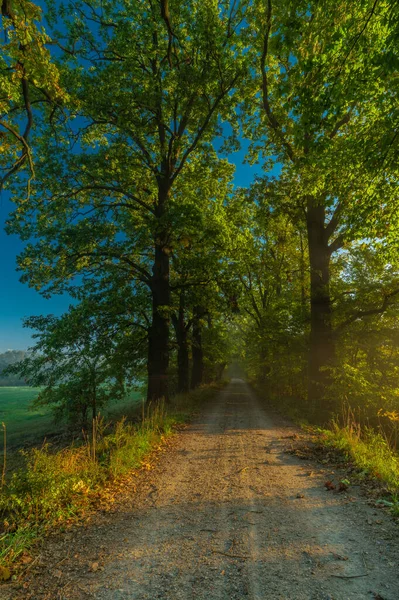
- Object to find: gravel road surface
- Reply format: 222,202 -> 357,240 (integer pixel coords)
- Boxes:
4,379 -> 399,599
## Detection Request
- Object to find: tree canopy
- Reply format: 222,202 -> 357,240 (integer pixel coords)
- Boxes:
0,0 -> 64,189
6,0 -> 399,427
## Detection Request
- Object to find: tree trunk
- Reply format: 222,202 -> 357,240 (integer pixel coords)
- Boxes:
172,293 -> 190,394
191,306 -> 204,389
92,385 -> 97,420
177,330 -> 189,393
299,230 -> 307,313
216,362 -> 226,382
306,200 -> 335,420
147,184 -> 171,402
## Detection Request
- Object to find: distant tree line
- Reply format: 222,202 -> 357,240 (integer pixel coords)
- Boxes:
0,351 -> 27,386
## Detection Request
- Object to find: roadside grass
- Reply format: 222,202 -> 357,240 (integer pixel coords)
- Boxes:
0,388 -> 48,448
0,383 -> 222,576
0,387 -> 142,448
251,383 -> 399,517
313,421 -> 399,516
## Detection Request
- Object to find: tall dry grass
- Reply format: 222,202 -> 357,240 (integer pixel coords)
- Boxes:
0,383 -> 222,571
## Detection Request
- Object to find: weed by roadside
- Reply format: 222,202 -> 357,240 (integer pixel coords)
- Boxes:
0,384 -> 222,577
251,383 -> 399,518
285,420 -> 399,519
314,422 -> 399,511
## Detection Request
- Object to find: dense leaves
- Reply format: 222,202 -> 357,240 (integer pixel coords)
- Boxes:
6,299 -> 141,425
5,0 -> 399,427
0,0 -> 64,189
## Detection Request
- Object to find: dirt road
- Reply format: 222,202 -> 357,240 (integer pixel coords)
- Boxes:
6,380 -> 399,599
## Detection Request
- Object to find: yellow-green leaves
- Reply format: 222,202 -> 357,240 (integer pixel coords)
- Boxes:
0,0 -> 65,189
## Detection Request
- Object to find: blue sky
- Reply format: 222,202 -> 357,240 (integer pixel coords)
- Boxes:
0,194 -> 72,352
0,138 -> 263,352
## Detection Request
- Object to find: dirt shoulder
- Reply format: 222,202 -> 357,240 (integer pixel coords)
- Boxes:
3,380 -> 399,600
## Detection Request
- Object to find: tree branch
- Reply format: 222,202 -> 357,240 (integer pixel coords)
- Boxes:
160,0 -> 175,67
325,202 -> 342,239
172,74 -> 240,181
337,288 -> 399,331
69,249 -> 152,285
328,232 -> 345,254
61,185 -> 155,214
329,108 -> 353,139
0,119 -> 34,189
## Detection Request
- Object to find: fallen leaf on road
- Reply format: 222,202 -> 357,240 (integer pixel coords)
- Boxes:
332,553 -> 348,561
0,566 -> 11,581
20,554 -> 33,564
53,569 -> 62,579
324,480 -> 335,491
141,463 -> 154,471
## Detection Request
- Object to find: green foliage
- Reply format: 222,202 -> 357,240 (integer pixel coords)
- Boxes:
8,0 -> 243,294
228,184 -> 308,402
244,0 -> 397,202
319,422 -> 399,498
4,0 -> 399,456
0,0 -> 64,188
224,0 -> 399,422
6,301 -> 142,427
322,243 -> 399,424
6,0 -> 244,402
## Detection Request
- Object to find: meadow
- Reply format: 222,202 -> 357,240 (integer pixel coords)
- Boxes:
0,387 -> 143,448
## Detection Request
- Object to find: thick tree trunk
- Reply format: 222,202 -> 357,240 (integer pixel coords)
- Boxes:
172,294 -> 190,394
147,243 -> 170,402
191,306 -> 204,389
147,185 -> 171,403
306,201 -> 335,419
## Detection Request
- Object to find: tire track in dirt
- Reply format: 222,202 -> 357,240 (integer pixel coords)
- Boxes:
4,380 -> 399,600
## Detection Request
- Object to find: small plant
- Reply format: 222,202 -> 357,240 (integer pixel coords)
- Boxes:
377,409 -> 399,451
1,423 -> 6,489
316,414 -> 399,496
391,495 -> 399,518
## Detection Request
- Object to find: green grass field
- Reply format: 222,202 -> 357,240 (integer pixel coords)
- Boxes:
0,387 -> 143,448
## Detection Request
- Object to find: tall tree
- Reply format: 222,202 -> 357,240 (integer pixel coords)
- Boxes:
9,0 -> 247,401
228,185 -> 307,397
7,299 -> 141,426
169,157 -> 234,392
244,0 -> 396,416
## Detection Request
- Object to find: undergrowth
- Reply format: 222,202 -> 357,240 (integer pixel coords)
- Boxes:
315,420 -> 399,516
0,384 -> 221,574
251,382 -> 399,516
